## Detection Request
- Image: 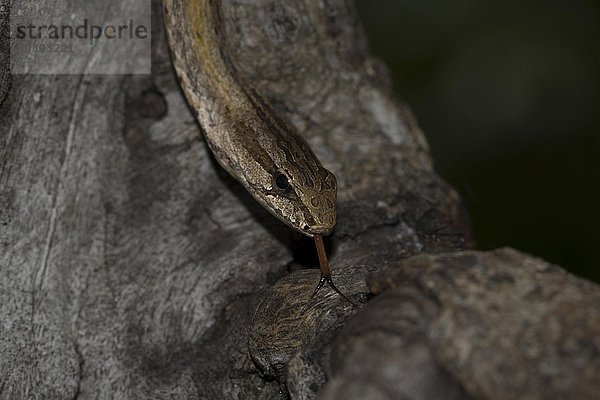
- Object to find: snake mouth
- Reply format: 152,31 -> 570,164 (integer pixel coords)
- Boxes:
302,222 -> 335,236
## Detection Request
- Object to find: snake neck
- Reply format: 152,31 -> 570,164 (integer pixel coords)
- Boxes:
162,0 -> 338,236
164,0 -> 296,171
164,0 -> 245,134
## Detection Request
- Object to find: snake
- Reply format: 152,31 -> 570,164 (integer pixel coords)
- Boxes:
162,0 -> 352,303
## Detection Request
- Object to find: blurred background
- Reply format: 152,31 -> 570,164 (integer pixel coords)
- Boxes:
355,0 -> 599,282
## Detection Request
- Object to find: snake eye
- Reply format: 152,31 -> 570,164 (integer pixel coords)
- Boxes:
274,172 -> 290,190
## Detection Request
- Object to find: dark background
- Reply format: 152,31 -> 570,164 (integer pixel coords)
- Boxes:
355,0 -> 600,282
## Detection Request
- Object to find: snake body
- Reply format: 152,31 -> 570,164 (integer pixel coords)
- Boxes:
162,0 -> 337,236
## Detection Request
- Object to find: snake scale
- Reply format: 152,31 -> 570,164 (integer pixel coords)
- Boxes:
162,0 -> 352,303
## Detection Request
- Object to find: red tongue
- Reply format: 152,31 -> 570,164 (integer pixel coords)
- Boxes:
313,234 -> 331,278
305,234 -> 355,308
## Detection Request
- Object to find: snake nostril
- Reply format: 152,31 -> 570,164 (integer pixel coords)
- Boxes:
310,197 -> 320,207
303,224 -> 310,231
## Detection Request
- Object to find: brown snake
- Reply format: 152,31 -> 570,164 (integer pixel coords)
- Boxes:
162,0 -> 353,304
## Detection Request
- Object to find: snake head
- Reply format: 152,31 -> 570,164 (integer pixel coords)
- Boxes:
265,166 -> 337,236
219,113 -> 338,236
234,142 -> 338,236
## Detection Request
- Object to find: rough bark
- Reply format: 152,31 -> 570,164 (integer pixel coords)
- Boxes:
0,0 -> 597,399
319,249 -> 600,400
